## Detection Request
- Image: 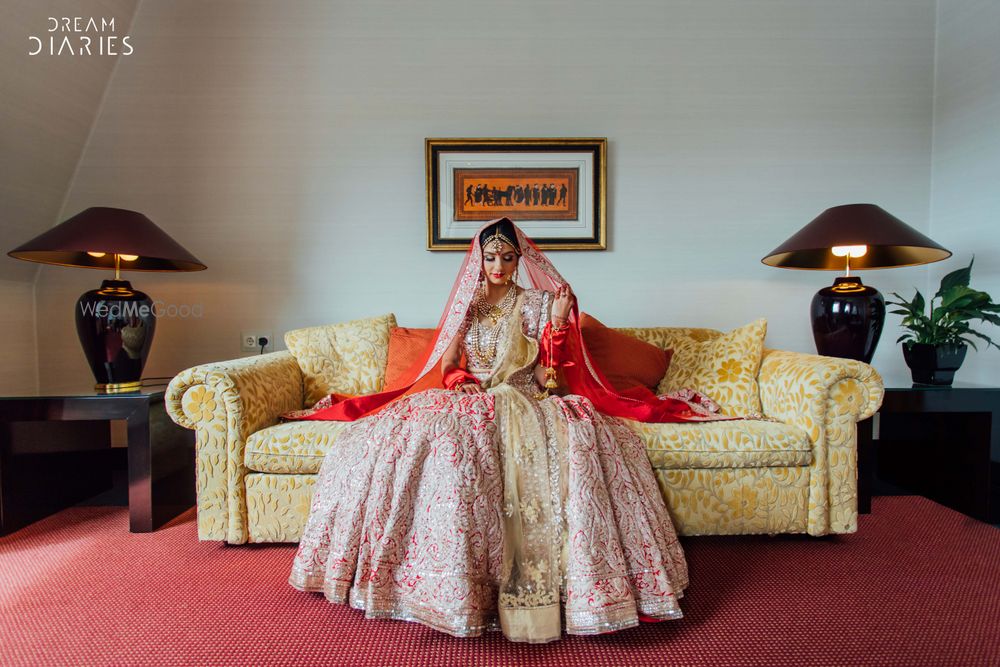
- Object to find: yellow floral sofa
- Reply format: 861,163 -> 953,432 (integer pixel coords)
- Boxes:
165,314 -> 883,544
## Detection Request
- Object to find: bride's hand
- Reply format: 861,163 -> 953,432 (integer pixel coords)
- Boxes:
552,284 -> 575,323
459,382 -> 483,394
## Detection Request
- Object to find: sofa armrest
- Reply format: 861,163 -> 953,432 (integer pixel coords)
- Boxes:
166,351 -> 304,543
757,349 -> 884,535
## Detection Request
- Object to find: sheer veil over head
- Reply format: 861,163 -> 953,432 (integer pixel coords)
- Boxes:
289,218 -> 725,423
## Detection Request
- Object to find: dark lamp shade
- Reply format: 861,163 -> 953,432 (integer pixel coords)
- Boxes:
7,207 -> 206,272
761,204 -> 951,270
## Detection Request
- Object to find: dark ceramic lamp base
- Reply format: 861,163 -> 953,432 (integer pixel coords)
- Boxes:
76,279 -> 155,392
810,276 -> 885,363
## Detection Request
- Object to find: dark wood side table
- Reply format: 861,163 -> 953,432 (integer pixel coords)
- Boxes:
0,387 -> 195,535
858,382 -> 999,523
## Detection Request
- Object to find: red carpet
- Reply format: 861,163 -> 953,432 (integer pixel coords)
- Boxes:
1,496 -> 998,667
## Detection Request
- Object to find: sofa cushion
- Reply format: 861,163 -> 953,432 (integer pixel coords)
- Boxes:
655,318 -> 767,417
245,421 -> 350,474
247,413 -> 810,475
617,326 -> 724,350
284,313 -> 397,407
624,418 -> 811,469
384,327 -> 436,389
580,313 -> 672,392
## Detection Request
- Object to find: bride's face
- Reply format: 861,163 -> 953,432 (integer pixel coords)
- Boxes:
482,242 -> 518,287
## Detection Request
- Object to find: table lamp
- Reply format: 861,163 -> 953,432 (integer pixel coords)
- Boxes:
761,203 -> 950,362
8,207 -> 206,392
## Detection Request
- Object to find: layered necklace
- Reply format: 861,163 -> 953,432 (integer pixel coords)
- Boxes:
468,283 -> 518,369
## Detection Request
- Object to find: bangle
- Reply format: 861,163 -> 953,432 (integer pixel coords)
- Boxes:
552,318 -> 568,331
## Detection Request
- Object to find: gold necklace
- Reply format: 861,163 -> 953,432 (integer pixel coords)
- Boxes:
469,286 -> 517,367
477,284 -> 517,326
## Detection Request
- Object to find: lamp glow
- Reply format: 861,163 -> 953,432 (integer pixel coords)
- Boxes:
87,251 -> 106,258
118,254 -> 138,261
831,245 -> 868,258
831,245 -> 869,277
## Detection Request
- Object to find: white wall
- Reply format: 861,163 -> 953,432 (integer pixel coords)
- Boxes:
31,0 -> 940,390
0,0 -> 138,393
0,280 -> 37,392
928,0 -> 1000,387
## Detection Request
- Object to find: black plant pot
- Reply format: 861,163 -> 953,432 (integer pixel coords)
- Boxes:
901,342 -> 967,386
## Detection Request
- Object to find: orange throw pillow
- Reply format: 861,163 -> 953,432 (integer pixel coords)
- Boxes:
579,313 -> 672,392
384,327 -> 437,390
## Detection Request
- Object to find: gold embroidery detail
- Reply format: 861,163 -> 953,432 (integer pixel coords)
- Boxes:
499,561 -> 559,608
522,499 -> 541,525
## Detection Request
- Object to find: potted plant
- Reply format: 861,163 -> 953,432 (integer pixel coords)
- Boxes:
888,258 -> 1000,385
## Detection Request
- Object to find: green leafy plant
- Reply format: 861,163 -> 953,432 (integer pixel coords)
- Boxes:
888,258 -> 1000,351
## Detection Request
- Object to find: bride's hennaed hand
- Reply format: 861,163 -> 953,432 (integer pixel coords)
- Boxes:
461,382 -> 483,394
552,284 -> 574,322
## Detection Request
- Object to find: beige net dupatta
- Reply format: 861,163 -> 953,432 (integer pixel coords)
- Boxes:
480,292 -> 566,643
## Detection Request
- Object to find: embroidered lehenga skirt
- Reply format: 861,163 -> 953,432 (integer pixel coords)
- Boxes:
289,291 -> 688,643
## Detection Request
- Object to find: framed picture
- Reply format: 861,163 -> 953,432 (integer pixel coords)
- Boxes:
426,138 -> 607,250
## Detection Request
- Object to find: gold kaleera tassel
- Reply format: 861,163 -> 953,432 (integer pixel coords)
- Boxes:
544,366 -> 558,389
534,323 -> 559,400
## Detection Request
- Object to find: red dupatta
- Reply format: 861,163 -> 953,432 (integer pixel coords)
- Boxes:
285,218 -> 725,423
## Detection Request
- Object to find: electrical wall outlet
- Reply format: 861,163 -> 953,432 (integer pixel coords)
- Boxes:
241,331 -> 272,353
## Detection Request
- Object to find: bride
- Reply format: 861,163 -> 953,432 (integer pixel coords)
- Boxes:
287,218 -> 722,643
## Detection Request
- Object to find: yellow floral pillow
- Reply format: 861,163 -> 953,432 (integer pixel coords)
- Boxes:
284,313 -> 397,406
656,318 -> 767,416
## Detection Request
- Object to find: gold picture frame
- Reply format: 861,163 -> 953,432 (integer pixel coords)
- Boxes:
426,138 -> 607,250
